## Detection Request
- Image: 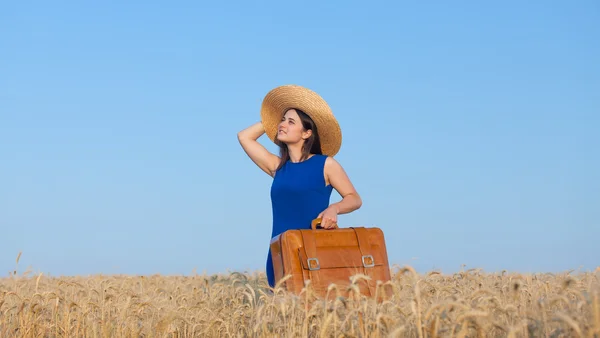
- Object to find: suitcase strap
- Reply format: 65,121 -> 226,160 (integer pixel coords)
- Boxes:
351,227 -> 376,296
300,230 -> 321,285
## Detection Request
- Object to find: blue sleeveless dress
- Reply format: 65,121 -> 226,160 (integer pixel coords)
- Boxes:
266,154 -> 333,287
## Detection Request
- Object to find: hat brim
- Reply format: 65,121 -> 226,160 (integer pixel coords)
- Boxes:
260,85 -> 342,157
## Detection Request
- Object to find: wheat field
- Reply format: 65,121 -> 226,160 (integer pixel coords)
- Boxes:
1,254 -> 598,337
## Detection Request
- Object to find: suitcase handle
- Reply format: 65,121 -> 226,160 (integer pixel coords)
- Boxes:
311,218 -> 338,230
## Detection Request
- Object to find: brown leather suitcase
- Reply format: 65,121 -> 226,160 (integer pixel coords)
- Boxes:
269,218 -> 393,299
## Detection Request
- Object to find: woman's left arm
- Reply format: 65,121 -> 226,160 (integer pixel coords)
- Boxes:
317,157 -> 362,228
326,157 -> 362,214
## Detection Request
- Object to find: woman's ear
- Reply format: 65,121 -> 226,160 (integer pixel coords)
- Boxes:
302,129 -> 313,140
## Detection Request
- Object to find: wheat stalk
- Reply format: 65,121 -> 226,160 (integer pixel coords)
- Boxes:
0,266 -> 597,337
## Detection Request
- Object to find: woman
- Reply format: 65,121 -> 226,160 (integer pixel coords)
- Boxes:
237,85 -> 362,288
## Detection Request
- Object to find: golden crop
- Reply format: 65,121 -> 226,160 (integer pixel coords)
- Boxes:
1,260 -> 598,337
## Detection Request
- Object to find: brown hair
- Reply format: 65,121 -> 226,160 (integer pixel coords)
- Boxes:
275,108 -> 322,172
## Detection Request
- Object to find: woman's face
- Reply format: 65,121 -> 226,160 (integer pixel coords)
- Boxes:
276,109 -> 311,143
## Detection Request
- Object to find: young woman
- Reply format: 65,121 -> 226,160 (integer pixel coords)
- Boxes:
237,85 -> 362,288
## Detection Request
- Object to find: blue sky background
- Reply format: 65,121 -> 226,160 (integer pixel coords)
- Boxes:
1,1 -> 598,277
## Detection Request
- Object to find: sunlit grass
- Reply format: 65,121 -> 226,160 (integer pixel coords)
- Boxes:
1,253 -> 598,337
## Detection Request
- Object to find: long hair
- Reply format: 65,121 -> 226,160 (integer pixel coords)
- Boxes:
275,108 -> 322,172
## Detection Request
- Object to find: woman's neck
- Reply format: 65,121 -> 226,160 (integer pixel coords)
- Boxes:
288,144 -> 308,163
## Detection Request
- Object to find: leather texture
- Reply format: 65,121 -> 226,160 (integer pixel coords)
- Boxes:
269,218 -> 392,299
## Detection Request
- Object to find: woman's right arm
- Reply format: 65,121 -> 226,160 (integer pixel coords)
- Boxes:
237,122 -> 280,177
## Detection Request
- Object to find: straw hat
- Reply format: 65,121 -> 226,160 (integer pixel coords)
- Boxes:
260,84 -> 342,156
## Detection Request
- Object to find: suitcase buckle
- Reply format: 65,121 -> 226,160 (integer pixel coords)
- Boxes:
307,258 -> 320,270
362,255 -> 375,268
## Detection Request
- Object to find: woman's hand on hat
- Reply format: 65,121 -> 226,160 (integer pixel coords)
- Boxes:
317,206 -> 338,229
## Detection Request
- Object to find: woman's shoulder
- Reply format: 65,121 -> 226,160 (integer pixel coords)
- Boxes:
323,155 -> 345,172
322,154 -> 336,163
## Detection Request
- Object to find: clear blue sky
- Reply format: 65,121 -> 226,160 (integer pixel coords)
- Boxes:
1,1 -> 598,277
